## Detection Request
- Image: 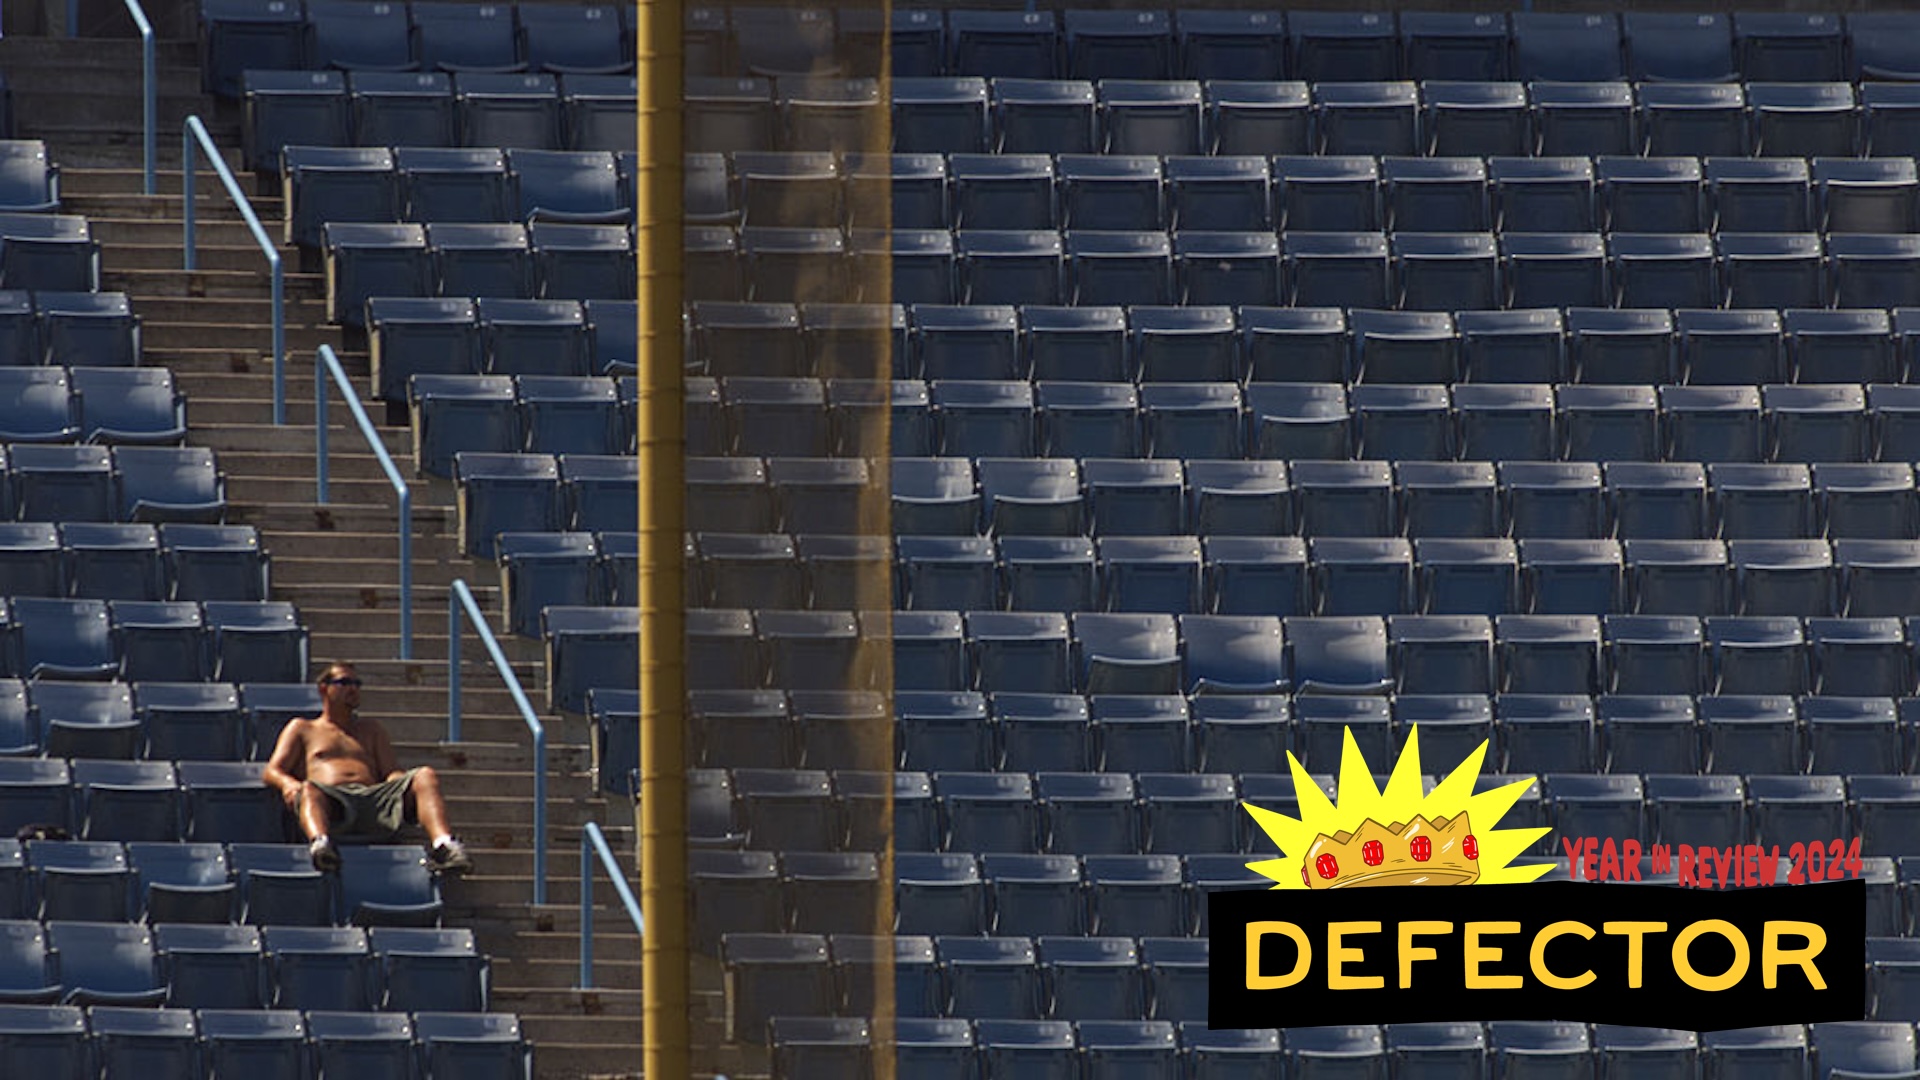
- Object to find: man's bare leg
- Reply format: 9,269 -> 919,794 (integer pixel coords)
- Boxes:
299,784 -> 341,871
406,766 -> 472,873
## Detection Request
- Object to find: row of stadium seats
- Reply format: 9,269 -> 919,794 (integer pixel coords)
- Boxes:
685,305 -> 1920,383
676,688 -> 1920,779
371,299 -> 633,403
0,292 -> 138,369
693,77 -> 1920,160
0,522 -> 265,604
760,1016 -> 1920,1077
244,71 -> 635,166
451,455 -> 633,552
689,535 -> 1920,615
410,377 -> 636,474
670,8 -> 1920,85
202,0 -> 637,96
0,1005 -> 523,1079
205,5 -> 1920,87
0,368 -> 181,446
692,766 -> 1920,862
680,457 -> 1920,539
0,843 -> 445,928
280,148 -> 630,239
694,153 -> 1920,235
0,446 -> 223,525
689,227 -> 1920,310
0,598 -> 304,686
686,384 -> 1920,461
0,142 -> 57,214
677,610 -> 1920,695
324,224 -> 630,325
0,215 -> 96,293
0,681 -> 311,765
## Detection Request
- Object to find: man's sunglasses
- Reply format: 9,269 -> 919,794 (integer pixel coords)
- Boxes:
324,677 -> 364,688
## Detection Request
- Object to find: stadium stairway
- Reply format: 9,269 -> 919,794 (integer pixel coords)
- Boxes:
0,34 -> 651,1080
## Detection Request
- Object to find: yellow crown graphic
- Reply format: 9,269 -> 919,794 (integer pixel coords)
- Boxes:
1300,811 -> 1481,889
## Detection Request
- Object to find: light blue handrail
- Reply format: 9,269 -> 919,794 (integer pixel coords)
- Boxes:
449,578 -> 547,904
315,344 -> 413,660
183,116 -> 286,424
579,820 -> 642,989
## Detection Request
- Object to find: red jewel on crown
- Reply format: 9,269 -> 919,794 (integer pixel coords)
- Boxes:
1463,835 -> 1479,861
1315,853 -> 1340,879
1409,835 -> 1432,862
1361,840 -> 1383,866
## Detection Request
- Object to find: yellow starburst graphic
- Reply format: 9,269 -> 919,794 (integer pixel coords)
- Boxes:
1244,725 -> 1554,889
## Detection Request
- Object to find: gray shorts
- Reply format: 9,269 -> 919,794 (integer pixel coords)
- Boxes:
312,768 -> 421,840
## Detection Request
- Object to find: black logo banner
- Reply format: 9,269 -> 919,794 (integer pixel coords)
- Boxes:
1210,880 -> 1864,1030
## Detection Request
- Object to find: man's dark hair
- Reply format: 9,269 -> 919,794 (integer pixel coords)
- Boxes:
315,661 -> 359,691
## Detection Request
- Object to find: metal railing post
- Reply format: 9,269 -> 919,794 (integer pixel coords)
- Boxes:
315,345 -> 413,659
448,579 -> 547,904
580,821 -> 643,990
125,0 -> 154,194
182,116 -> 286,423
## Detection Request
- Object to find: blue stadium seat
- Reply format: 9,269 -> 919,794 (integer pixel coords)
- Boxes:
1498,235 -> 1606,313
1600,692 -> 1701,773
1663,384 -> 1764,463
1492,157 -> 1597,234
0,525 -> 59,605
1393,232 -> 1497,312
412,1013 -> 531,1080
178,761 -> 284,844
1423,81 -> 1527,157
1082,856 -> 1185,939
73,760 -> 179,841
1704,158 -> 1811,236
1819,158 -> 1920,234
1394,693 -> 1495,774
1244,384 -> 1349,462
1166,155 -> 1271,231
1731,539 -> 1836,616
1072,613 -> 1180,695
1391,614 -> 1494,695
518,3 -> 626,75
1058,155 -> 1163,231
1864,82 -> 1920,157
453,72 -> 562,151
1385,156 -> 1490,232
67,527 -> 165,606
1100,79 -> 1205,157
1638,82 -> 1747,158
1202,536 -> 1308,619
1803,692 -> 1905,774
1786,311 -> 1895,386
1136,772 -> 1238,856
1180,614 -> 1285,694
528,222 -> 632,300
1612,614 -> 1704,687
0,369 -> 74,445
980,458 -> 1082,536
1530,81 -> 1634,158
939,934 -> 1044,1020
556,455 -> 634,537
1043,939 -> 1150,1023
1498,614 -> 1603,693
1132,305 -> 1237,384
1140,384 -> 1242,461
1084,460 -> 1183,537
1623,540 -> 1730,617
1747,775 -> 1846,851
541,605 -> 638,712
1817,463 -> 1917,540
1388,1022 -> 1489,1080
370,299 -> 482,407
1708,615 -> 1811,696
68,368 -> 182,447
1036,383 -> 1138,460
1036,772 -> 1135,856
1813,1020 -> 1920,1076
109,447 -> 225,526
200,0 -> 305,98
1699,695 -> 1799,776
1841,541 -> 1920,619
893,458 -> 978,537
9,445 -> 111,524
1286,616 -> 1391,695
1187,462 -> 1292,538
1092,694 -> 1190,773
30,840 -> 132,922
1415,537 -> 1518,616
11,598 -> 113,681
35,676 -> 139,753
1318,81 -> 1420,156
561,73 -> 636,152
993,691 -> 1092,774
38,293 -> 137,371
242,71 -> 349,174
323,222 -> 431,329
1273,156 -> 1380,232
203,602 -> 307,686
1292,460 -> 1395,539
1501,461 -> 1604,540
685,75 -> 776,154
1311,537 -> 1414,616
1711,463 -> 1813,540
0,214 -> 95,293
1098,537 -> 1201,614
127,841 -> 231,924
495,532 -> 601,639
1751,82 -> 1859,159
1852,778 -> 1920,858
1351,309 -> 1459,384
1608,463 -> 1709,541
1205,79 -> 1313,156
1292,11 -> 1398,82
1449,384 -> 1553,462
284,147 -> 401,255
1179,11 -> 1286,81
453,452 -> 560,559
1288,1025 -> 1387,1080
46,921 -> 163,1007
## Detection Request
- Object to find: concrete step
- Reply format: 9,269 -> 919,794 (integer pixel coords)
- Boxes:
221,448 -> 423,483
230,474 -> 437,505
108,266 -> 323,301
526,1043 -> 643,1080
194,421 -> 411,457
17,91 -> 220,136
144,320 -> 342,353
110,241 -> 294,272
273,556 -> 485,589
123,294 -> 330,324
0,37 -> 198,69
97,216 -> 287,248
232,501 -> 454,533
78,190 -> 280,220
64,165 -> 250,197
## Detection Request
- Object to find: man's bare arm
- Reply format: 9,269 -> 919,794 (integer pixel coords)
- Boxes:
370,721 -> 405,781
261,719 -> 310,806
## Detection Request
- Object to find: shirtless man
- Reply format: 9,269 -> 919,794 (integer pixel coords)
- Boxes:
262,661 -> 473,874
